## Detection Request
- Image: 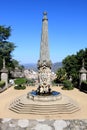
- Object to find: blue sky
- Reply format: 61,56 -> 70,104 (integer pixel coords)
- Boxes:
0,0 -> 87,64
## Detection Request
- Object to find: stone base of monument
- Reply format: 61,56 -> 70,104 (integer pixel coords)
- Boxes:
9,93 -> 80,115
28,95 -> 62,102
27,91 -> 62,101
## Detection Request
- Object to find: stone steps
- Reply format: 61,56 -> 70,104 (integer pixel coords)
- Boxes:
9,98 -> 80,115
9,107 -> 79,115
11,104 -> 77,110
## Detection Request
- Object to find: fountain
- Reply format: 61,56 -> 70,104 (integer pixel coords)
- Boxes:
9,12 -> 80,115
27,88 -> 61,102
27,12 -> 62,101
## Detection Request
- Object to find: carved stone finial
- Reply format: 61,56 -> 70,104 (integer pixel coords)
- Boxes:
79,59 -> 87,73
43,11 -> 47,15
43,11 -> 48,21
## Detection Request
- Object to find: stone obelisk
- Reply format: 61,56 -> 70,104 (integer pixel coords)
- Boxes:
40,12 -> 50,63
38,12 -> 52,87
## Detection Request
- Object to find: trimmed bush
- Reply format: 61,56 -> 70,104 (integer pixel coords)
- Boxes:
14,78 -> 27,85
62,80 -> 74,90
14,78 -> 27,90
0,81 -> 5,88
14,85 -> 26,90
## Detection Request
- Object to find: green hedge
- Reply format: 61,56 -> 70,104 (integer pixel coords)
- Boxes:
14,78 -> 27,90
14,78 -> 27,85
0,81 -> 5,88
62,80 -> 74,90
14,85 -> 26,90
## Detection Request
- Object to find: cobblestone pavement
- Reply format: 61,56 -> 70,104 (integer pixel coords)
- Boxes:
0,118 -> 87,130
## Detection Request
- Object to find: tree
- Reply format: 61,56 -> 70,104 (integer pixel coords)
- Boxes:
0,26 -> 11,42
10,59 -> 24,71
63,54 -> 78,77
0,57 -> 3,70
0,25 -> 16,70
55,68 -> 67,83
84,48 -> 87,70
62,48 -> 87,87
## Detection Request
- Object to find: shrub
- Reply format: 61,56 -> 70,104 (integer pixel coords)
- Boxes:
14,78 -> 27,85
80,81 -> 87,92
62,80 -> 74,90
14,85 -> 26,90
14,78 -> 27,90
0,81 -> 5,88
27,79 -> 36,86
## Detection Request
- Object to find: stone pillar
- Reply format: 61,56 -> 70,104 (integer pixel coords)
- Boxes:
39,12 -> 50,62
79,59 -> 87,85
80,73 -> 86,82
0,58 -> 8,88
37,12 -> 52,88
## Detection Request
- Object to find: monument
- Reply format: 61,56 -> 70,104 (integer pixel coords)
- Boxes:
9,12 -> 80,115
79,59 -> 87,91
37,12 -> 52,94
0,58 -> 8,88
79,59 -> 87,84
28,12 -> 59,97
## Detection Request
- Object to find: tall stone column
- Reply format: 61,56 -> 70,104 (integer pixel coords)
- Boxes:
37,12 -> 52,87
79,59 -> 87,85
40,12 -> 50,62
1,58 -> 8,88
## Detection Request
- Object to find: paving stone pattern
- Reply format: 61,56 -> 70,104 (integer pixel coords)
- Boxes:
0,118 -> 87,130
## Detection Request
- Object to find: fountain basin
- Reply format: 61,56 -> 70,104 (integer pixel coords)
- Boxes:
27,91 -> 62,102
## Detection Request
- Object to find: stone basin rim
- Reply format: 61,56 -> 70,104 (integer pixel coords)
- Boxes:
27,91 -> 62,101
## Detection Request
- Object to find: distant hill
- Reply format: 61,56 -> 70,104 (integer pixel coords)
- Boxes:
24,63 -> 37,71
23,62 -> 62,72
51,62 -> 62,72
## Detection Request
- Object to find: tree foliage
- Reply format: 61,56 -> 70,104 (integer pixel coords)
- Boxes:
62,80 -> 74,90
55,48 -> 87,88
0,25 -> 16,70
80,81 -> 87,92
0,81 -> 5,88
55,68 -> 67,83
62,48 -> 87,87
0,26 -> 11,41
